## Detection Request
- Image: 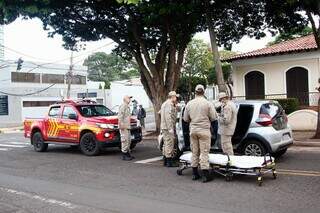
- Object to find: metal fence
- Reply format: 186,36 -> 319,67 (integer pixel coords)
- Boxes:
233,92 -> 319,107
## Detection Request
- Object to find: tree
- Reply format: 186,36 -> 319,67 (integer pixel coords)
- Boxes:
83,52 -> 139,84
177,76 -> 207,102
2,0 -> 205,132
181,39 -> 212,100
268,26 -> 313,45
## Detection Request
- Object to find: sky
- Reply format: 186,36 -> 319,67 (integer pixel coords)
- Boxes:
3,18 -> 274,65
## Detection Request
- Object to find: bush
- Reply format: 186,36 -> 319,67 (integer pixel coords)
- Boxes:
274,98 -> 299,114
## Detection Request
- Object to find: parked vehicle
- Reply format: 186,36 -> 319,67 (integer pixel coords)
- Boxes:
24,99 -> 142,156
158,100 -> 293,157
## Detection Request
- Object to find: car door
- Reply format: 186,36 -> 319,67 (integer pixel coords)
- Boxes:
45,106 -> 62,141
59,105 -> 80,142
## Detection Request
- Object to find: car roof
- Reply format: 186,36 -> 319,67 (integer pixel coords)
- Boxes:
234,99 -> 278,105
49,99 -> 100,108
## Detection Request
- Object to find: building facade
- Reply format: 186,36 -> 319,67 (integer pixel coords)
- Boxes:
227,35 -> 320,107
0,60 -> 110,127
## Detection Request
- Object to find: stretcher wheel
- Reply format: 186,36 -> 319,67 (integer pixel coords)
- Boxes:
257,176 -> 263,187
225,173 -> 233,182
177,169 -> 183,176
273,171 -> 277,179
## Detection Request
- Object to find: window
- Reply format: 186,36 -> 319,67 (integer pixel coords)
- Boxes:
42,74 -> 65,84
62,106 -> 77,119
0,95 -> 8,116
76,105 -> 114,117
48,106 -> 60,118
11,72 -> 40,83
23,101 -> 56,107
72,75 -> 86,85
77,92 -> 97,98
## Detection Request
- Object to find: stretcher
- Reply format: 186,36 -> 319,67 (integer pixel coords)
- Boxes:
177,152 -> 277,186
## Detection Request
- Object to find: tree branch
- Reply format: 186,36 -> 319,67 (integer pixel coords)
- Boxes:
306,9 -> 320,48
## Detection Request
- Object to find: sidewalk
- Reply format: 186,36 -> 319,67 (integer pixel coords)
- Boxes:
0,126 -> 24,134
293,131 -> 320,147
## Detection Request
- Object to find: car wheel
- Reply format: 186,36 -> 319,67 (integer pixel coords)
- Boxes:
242,140 -> 266,156
32,132 -> 48,152
80,133 -> 100,156
272,148 -> 287,158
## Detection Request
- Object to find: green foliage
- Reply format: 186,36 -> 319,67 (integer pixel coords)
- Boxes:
183,39 -> 213,79
117,0 -> 141,4
177,76 -> 207,101
274,98 -> 299,114
207,63 -> 232,85
83,52 -> 139,84
268,26 -> 313,46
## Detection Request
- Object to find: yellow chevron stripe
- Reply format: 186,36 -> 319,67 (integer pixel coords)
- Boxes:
48,119 -> 53,136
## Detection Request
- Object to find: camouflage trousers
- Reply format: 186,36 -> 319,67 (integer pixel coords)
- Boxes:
221,135 -> 234,155
190,130 -> 211,170
162,130 -> 175,158
120,129 -> 131,153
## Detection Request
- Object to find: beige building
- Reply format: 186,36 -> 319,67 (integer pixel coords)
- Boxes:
227,35 -> 320,106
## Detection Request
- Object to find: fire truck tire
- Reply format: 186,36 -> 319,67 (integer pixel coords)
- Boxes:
80,132 -> 100,156
32,132 -> 48,152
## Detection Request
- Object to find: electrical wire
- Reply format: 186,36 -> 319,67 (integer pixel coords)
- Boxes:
0,83 -> 56,97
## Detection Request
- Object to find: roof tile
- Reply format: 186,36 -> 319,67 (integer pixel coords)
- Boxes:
226,35 -> 318,61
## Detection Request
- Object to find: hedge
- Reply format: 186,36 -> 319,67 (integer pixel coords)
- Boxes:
273,98 -> 299,115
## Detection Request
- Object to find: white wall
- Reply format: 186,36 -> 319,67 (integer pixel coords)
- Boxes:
232,51 -> 320,106
110,81 -> 151,110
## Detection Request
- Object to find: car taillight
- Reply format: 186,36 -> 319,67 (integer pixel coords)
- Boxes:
256,113 -> 273,126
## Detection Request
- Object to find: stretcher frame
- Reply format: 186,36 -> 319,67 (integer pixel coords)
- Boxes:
176,154 -> 277,186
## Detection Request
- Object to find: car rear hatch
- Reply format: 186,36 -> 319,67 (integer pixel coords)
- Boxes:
256,102 -> 288,130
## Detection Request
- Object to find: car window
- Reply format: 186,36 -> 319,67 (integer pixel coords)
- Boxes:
48,106 -> 60,118
260,103 -> 281,118
62,106 -> 77,119
76,105 -> 115,117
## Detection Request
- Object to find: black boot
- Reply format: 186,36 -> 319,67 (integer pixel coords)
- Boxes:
201,170 -> 213,183
163,157 -> 168,167
166,158 -> 179,167
128,152 -> 135,159
192,167 -> 200,180
122,152 -> 133,161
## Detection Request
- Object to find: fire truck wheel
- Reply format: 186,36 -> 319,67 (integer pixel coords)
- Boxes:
32,132 -> 48,152
80,132 -> 100,156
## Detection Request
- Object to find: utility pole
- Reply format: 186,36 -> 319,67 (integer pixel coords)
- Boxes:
66,51 -> 73,99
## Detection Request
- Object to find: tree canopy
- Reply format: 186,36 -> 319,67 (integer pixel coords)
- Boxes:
267,26 -> 313,46
83,52 -> 139,85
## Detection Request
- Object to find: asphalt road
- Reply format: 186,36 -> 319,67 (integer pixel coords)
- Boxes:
0,133 -> 319,213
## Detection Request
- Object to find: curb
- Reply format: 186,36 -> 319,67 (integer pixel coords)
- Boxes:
0,127 -> 23,134
292,141 -> 320,147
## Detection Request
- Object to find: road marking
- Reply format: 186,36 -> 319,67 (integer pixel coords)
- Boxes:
278,169 -> 320,175
5,142 -> 28,145
134,156 -> 163,164
0,187 -> 77,209
0,144 -> 27,148
0,148 -> 9,151
276,168 -> 320,177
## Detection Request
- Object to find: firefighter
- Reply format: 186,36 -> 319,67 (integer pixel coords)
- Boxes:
160,91 -> 179,167
183,85 -> 217,182
118,95 -> 134,161
217,92 -> 237,156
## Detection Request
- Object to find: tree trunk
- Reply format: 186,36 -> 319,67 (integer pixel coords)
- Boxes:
205,0 -> 226,94
313,95 -> 320,138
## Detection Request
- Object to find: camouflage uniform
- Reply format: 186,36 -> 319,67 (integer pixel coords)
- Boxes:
218,100 -> 237,155
183,96 -> 217,170
118,103 -> 131,153
160,99 -> 177,158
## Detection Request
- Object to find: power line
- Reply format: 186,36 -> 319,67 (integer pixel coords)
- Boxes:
0,41 -> 115,66
0,83 -> 56,97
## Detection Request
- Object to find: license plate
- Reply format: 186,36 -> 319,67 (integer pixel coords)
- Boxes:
282,133 -> 291,141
